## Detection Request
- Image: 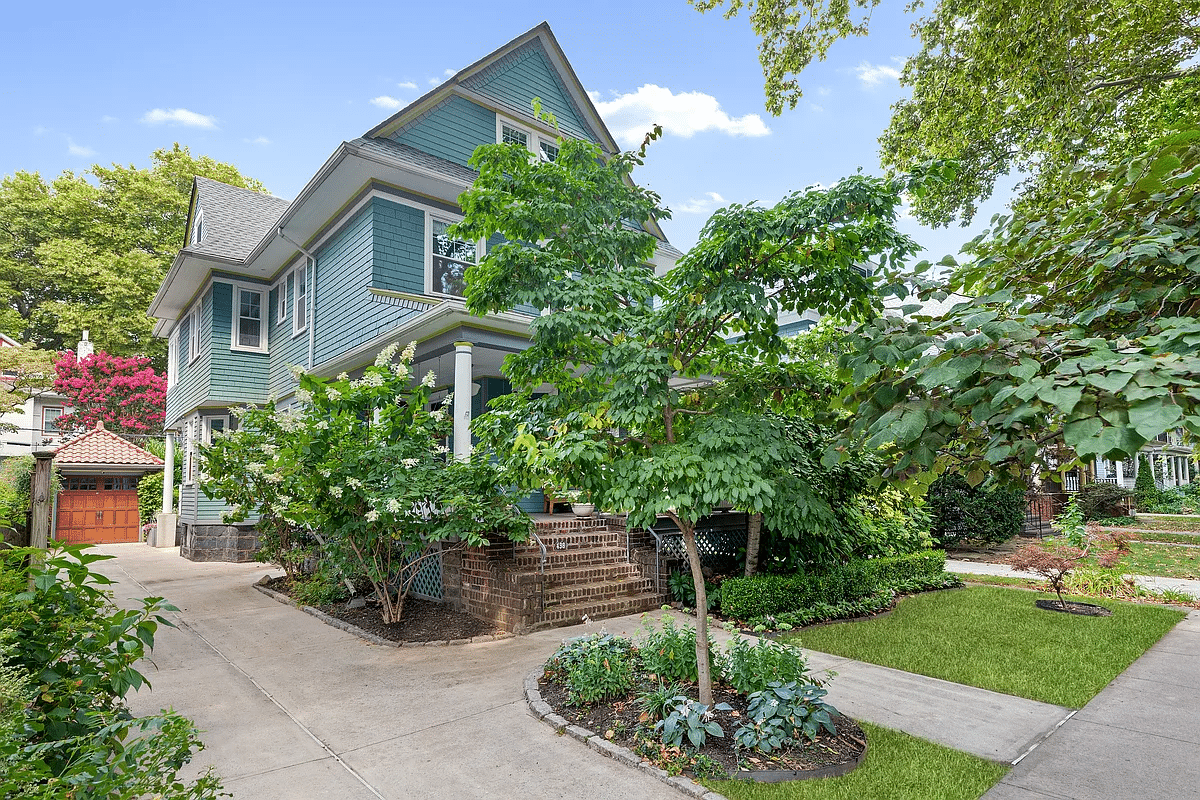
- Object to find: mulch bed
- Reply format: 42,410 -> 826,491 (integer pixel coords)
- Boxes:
1035,599 -> 1113,617
538,673 -> 866,780
264,577 -> 502,643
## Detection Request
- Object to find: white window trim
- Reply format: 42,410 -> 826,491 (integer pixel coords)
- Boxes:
203,414 -> 231,445
496,115 -> 561,162
41,406 -> 63,434
193,209 -> 205,245
425,212 -> 483,299
230,283 -> 269,354
292,260 -> 309,339
188,307 -> 201,364
167,330 -> 177,390
184,418 -> 197,486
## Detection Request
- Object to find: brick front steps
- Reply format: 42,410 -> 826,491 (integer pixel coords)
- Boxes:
444,516 -> 669,633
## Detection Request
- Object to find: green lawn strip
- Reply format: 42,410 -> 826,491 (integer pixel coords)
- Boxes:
1114,542 -> 1200,580
784,587 -> 1185,708
951,573 -> 1040,589
706,721 -> 1008,800
1126,531 -> 1200,546
1098,516 -> 1200,534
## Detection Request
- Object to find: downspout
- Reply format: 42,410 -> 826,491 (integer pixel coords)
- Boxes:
278,227 -> 317,369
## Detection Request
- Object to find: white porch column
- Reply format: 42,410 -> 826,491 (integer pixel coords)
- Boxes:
162,431 -> 175,514
1096,458 -> 1107,481
1115,458 -> 1125,487
452,341 -> 473,462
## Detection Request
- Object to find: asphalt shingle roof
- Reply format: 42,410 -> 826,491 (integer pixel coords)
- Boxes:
55,422 -> 165,467
187,177 -> 291,262
351,137 -> 480,185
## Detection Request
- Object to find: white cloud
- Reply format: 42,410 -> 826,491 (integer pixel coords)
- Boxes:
66,138 -> 95,157
589,85 -> 770,146
855,60 -> 902,87
809,103 -> 825,114
427,77 -> 441,86
370,95 -> 405,110
443,68 -> 456,77
397,81 -> 417,90
816,86 -> 831,97
676,191 -> 726,215
140,108 -> 218,128
100,115 -> 118,124
244,136 -> 271,145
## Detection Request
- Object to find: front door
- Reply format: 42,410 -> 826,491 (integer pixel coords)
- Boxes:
56,476 -> 141,544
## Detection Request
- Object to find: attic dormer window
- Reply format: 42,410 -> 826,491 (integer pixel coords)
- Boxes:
193,210 -> 205,245
500,123 -> 529,148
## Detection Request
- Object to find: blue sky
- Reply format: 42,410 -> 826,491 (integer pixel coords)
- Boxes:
1,0 -> 1011,263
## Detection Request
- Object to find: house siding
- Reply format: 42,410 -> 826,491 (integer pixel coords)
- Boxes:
466,45 -> 595,143
165,289 -> 213,427
372,198 -> 425,294
312,200 -> 423,367
268,263 -> 310,399
392,95 -> 496,168
209,281 -> 270,405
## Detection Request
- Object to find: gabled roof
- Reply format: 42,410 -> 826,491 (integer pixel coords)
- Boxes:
185,177 -> 291,262
54,421 -> 165,469
348,137 -> 479,185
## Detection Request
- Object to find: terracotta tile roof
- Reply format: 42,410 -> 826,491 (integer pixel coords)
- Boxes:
54,422 -> 165,468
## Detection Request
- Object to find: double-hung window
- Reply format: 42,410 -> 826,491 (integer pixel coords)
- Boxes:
42,407 -> 63,434
235,288 -> 266,350
499,118 -> 559,162
430,220 -> 478,298
293,261 -> 309,337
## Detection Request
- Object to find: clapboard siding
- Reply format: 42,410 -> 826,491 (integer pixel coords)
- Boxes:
372,199 -> 425,294
392,95 -> 496,168
465,45 -> 594,142
209,282 -> 270,405
165,289 -> 213,427
268,262 -> 310,399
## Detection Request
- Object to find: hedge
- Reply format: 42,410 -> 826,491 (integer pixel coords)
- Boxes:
927,474 -> 1025,546
720,550 -> 948,620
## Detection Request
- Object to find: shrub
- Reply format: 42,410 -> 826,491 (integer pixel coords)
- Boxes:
655,696 -> 732,750
1075,483 -> 1134,520
718,636 -> 812,694
667,569 -> 719,612
1009,524 -> 1125,609
720,550 -> 947,620
545,633 -> 635,705
0,544 -> 221,798
1134,454 -> 1157,508
292,567 -> 349,607
927,474 -> 1026,546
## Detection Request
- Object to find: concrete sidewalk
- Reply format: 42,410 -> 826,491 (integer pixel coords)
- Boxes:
96,545 -> 1077,797
983,610 -> 1200,800
948,558 -> 1200,601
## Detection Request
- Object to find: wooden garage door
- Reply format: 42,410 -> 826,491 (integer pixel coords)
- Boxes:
56,476 -> 141,544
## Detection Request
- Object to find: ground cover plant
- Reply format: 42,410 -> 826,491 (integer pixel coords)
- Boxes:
539,621 -> 866,780
789,587 -> 1185,708
0,544 -> 221,798
706,721 -> 1008,800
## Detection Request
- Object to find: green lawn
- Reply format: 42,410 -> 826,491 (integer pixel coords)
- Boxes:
1100,515 -> 1200,534
707,722 -> 1008,800
1114,542 -> 1200,579
952,573 -> 1040,589
785,587 -> 1185,708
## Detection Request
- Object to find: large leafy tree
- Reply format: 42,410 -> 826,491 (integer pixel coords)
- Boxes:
454,130 -> 917,704
52,350 -> 167,435
693,0 -> 1200,225
0,345 -> 55,431
0,145 -> 265,367
837,129 -> 1200,486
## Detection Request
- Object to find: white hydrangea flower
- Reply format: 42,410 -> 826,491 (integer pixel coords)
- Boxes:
421,370 -> 437,388
261,443 -> 278,455
288,364 -> 306,380
365,509 -> 380,522
295,388 -> 313,404
325,387 -> 342,402
345,477 -> 363,489
337,372 -> 349,381
247,463 -> 265,475
264,472 -> 283,484
401,341 -> 417,363
361,372 -> 385,388
266,392 -> 278,404
230,406 -> 248,419
319,468 -> 331,478
375,342 -> 400,367
435,445 -> 449,455
385,497 -> 403,513
315,420 -> 329,430
430,408 -> 446,422
401,458 -> 419,469
329,486 -> 343,498
391,362 -> 409,379
278,495 -> 291,505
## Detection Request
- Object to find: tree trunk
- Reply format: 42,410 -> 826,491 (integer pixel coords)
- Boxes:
744,513 -> 762,577
681,523 -> 714,706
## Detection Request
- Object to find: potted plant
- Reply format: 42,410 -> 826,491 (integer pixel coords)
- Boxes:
567,489 -> 594,518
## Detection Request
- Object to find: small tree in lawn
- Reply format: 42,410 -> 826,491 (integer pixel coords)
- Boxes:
1010,522 -> 1126,610
454,127 -> 918,704
52,350 -> 166,434
201,343 -> 531,624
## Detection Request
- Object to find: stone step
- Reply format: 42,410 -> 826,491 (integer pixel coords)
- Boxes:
530,591 -> 667,631
543,576 -> 657,606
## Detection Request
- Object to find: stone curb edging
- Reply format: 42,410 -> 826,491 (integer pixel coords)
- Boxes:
251,581 -> 514,648
522,669 -> 729,800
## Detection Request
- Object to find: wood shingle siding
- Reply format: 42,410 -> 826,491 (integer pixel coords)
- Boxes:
312,201 -> 422,367
465,45 -> 595,143
372,199 -> 425,293
392,96 -> 496,168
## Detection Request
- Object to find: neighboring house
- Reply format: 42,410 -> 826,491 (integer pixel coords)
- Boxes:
0,332 -> 69,459
53,421 -> 164,545
149,23 -> 682,565
1068,431 -> 1194,493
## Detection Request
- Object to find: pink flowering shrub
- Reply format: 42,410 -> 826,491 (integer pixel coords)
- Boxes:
52,351 -> 167,434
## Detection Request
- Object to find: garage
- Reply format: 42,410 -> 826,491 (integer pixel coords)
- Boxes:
53,422 -> 164,545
